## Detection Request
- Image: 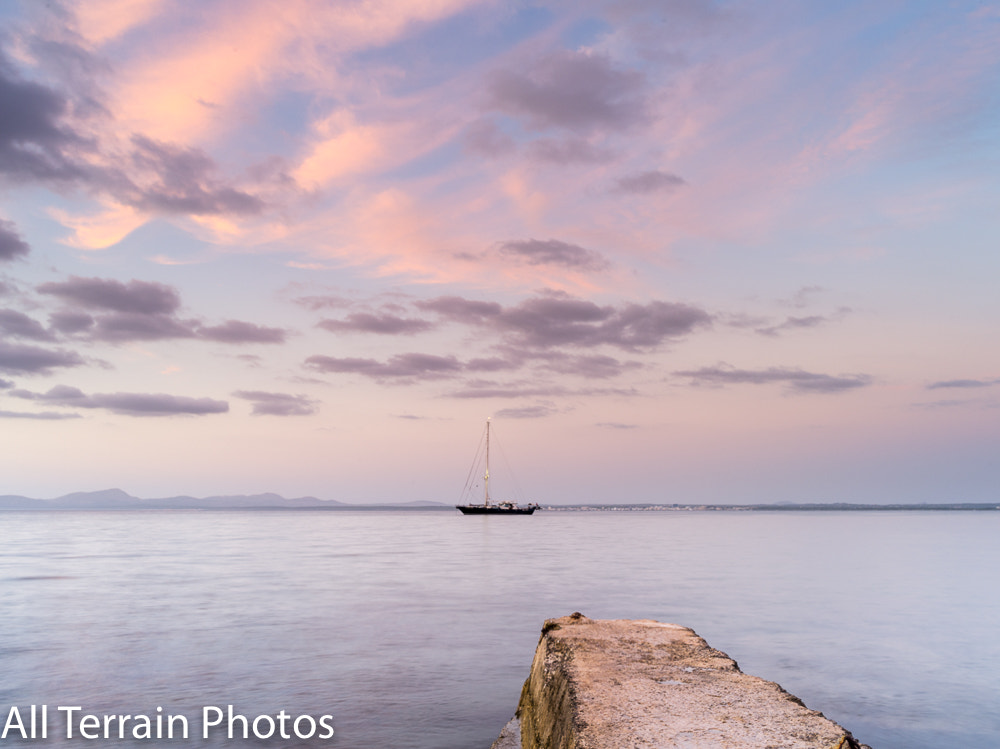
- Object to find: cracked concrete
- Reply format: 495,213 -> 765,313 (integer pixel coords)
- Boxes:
499,614 -> 870,749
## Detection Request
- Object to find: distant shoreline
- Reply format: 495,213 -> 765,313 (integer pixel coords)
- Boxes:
0,490 -> 996,513
543,502 -> 1000,512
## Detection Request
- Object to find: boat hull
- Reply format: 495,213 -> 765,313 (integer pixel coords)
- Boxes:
456,504 -> 537,515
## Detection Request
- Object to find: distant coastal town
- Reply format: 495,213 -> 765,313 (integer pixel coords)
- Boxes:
541,503 -> 1000,512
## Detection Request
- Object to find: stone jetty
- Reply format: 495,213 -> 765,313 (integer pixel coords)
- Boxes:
492,613 -> 870,749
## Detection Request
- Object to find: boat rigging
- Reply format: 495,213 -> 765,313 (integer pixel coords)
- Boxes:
456,418 -> 538,515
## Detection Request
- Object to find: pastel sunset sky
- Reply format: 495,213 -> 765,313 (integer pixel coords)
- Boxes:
1,0 -> 997,504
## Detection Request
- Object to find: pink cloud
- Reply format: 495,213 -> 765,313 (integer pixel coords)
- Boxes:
71,0 -> 482,145
23,1 -> 1000,293
72,0 -> 168,46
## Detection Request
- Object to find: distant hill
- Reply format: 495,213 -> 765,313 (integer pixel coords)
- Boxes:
0,494 -> 47,509
54,488 -> 143,507
0,489 -> 451,510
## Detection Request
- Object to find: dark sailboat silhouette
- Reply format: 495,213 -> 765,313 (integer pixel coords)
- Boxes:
456,418 -> 538,515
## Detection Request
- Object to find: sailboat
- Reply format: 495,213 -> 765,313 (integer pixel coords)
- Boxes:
456,418 -> 539,515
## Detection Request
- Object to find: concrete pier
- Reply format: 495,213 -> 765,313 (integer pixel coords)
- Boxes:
493,613 -> 870,749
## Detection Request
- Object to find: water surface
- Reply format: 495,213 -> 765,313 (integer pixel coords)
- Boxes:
1,509 -> 997,747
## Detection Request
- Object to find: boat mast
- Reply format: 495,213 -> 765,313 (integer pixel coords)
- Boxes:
484,417 -> 491,506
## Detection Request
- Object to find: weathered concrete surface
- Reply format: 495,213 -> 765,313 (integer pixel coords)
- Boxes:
490,717 -> 521,749
512,613 -> 870,749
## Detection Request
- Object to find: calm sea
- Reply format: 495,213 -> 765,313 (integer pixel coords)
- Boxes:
0,509 -> 997,748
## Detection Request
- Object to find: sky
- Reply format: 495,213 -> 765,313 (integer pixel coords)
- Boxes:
0,0 -> 997,504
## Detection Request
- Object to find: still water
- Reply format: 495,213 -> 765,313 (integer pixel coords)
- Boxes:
1,509 -> 997,748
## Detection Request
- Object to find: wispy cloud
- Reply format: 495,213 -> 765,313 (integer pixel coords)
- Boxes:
492,296 -> 710,350
448,381 -> 637,400
37,276 -> 181,315
10,385 -> 228,416
927,378 -> 1000,390
537,353 -> 642,379
495,405 -> 558,419
497,239 -> 610,272
304,353 -> 462,383
487,51 -> 648,133
233,390 -> 318,416
197,321 -> 288,344
123,135 -> 265,216
0,48 -> 264,237
37,275 -> 288,344
527,138 -> 614,165
318,312 -> 433,336
414,296 -> 502,322
0,220 -> 30,262
612,170 -> 685,195
0,342 -> 85,375
416,293 -> 711,351
0,53 -> 84,184
674,365 -> 872,394
300,291 -> 712,394
88,312 -> 199,343
755,315 -> 830,337
0,409 -> 82,420
0,309 -> 56,341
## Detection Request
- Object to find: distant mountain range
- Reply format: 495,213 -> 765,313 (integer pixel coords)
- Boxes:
0,488 -> 452,510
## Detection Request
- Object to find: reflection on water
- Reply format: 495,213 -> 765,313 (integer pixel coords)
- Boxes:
1,510 -> 998,748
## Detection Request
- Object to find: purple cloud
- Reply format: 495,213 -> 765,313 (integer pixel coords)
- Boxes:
0,53 -> 84,183
11,384 -> 228,415
0,50 -> 262,220
292,295 -> 352,312
613,170 -> 686,194
755,315 -> 827,337
927,378 -> 1000,390
495,405 -> 558,419
415,296 -> 502,322
125,135 -> 264,216
36,275 -> 288,345
0,220 -> 30,261
233,390 -> 319,416
674,365 -> 871,394
497,239 -> 610,271
465,355 -> 523,373
9,383 -> 87,403
304,352 -> 462,382
538,354 -> 642,379
495,296 -> 710,350
318,312 -> 433,336
488,51 -> 648,133
300,292 -> 713,397
0,409 -> 81,420
48,311 -> 95,335
0,342 -> 84,375
463,118 -> 516,157
413,294 -> 712,352
91,313 -> 198,342
448,381 -> 637,399
197,320 -> 288,344
37,276 -> 181,315
0,309 -> 55,341
528,138 -> 614,164
87,392 -> 229,416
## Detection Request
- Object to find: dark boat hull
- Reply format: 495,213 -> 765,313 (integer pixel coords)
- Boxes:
457,504 -> 537,515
